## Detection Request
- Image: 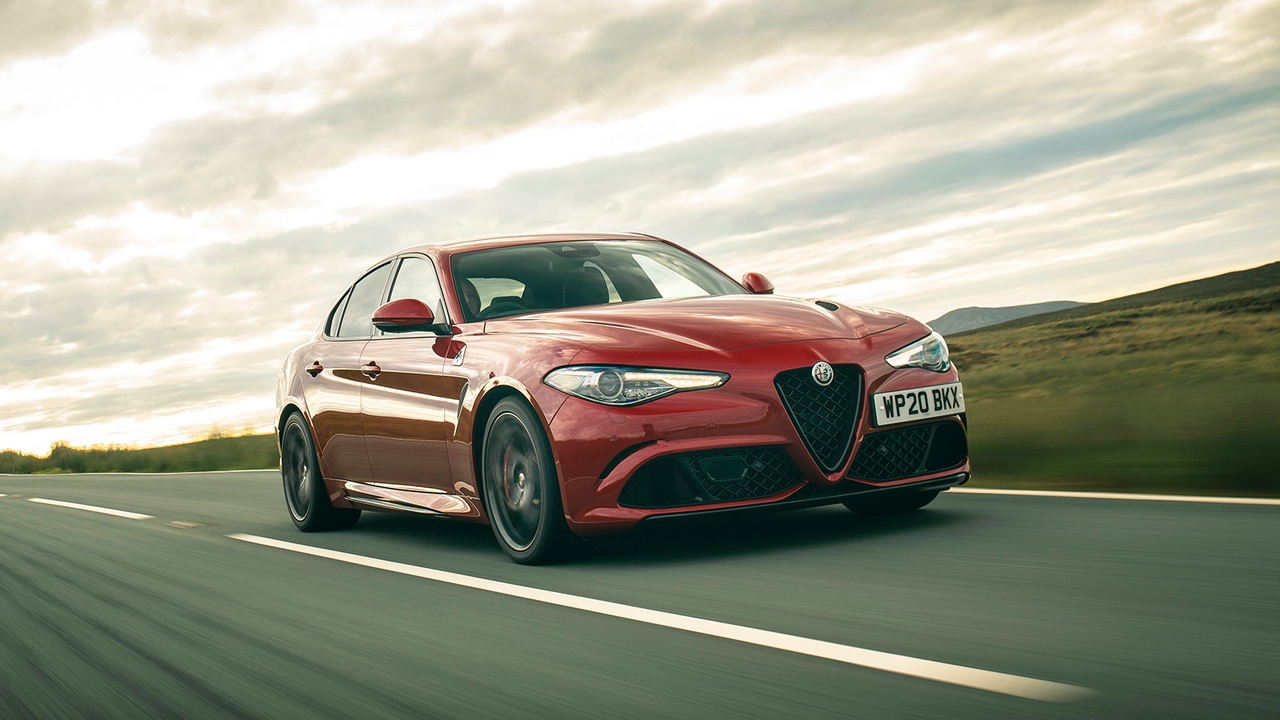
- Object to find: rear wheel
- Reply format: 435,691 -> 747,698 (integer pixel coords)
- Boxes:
844,489 -> 940,515
281,413 -> 361,532
481,397 -> 575,564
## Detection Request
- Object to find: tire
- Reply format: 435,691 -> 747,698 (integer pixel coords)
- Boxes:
281,413 -> 361,532
843,489 -> 940,516
481,397 -> 576,564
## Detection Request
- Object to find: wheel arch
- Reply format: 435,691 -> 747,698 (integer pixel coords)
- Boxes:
277,402 -> 323,472
469,385 -> 525,510
468,380 -> 563,514
277,402 -> 306,445
278,402 -> 305,431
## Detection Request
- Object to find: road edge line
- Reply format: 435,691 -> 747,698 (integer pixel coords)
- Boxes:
949,488 -> 1280,506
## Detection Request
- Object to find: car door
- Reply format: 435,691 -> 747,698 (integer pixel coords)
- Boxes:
300,261 -> 394,484
360,255 -> 464,493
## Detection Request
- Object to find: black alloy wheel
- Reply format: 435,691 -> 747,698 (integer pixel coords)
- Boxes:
843,489 -> 941,515
281,413 -> 361,532
481,397 -> 575,564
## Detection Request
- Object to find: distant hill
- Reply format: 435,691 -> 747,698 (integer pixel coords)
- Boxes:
928,301 -> 1084,335
955,260 -> 1280,335
949,258 -> 1280,495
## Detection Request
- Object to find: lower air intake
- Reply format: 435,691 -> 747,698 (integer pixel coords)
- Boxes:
617,447 -> 802,509
848,420 -> 967,481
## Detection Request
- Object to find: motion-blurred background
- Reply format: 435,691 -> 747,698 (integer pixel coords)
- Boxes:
2,0 -> 1277,494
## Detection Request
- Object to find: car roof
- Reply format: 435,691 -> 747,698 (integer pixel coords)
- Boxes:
403,232 -> 667,257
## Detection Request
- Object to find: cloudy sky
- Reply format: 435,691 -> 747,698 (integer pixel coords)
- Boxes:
1,0 -> 1277,454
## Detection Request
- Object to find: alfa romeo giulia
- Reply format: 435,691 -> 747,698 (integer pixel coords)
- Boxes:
275,233 -> 969,563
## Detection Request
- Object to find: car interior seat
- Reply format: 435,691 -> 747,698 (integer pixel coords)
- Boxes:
458,277 -> 481,318
562,265 -> 610,308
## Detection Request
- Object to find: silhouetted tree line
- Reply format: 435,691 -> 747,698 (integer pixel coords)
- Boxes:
0,435 -> 279,474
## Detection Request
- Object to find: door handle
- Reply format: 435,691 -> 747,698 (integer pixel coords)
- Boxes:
360,361 -> 382,380
305,361 -> 323,377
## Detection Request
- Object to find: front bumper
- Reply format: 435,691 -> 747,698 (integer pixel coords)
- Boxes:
549,337 -> 970,534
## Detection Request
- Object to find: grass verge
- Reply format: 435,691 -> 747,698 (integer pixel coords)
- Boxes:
953,283 -> 1279,496
0,434 -> 279,475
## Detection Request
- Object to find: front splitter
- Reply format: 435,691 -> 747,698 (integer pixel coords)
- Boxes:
632,472 -> 969,528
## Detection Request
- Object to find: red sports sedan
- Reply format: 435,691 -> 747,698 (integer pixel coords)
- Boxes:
275,233 -> 969,563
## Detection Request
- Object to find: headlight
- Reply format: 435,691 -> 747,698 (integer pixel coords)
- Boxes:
885,331 -> 951,372
544,366 -> 729,406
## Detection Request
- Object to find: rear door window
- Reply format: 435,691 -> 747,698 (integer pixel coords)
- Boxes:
326,290 -> 350,337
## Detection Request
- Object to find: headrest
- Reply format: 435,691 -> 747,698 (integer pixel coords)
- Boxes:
458,277 -> 481,317
563,265 -> 610,308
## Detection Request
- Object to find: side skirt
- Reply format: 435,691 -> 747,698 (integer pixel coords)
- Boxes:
342,481 -> 480,517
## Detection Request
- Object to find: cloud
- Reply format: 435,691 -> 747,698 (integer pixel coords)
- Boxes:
0,0 -> 312,66
0,0 -> 99,66
0,0 -> 1122,233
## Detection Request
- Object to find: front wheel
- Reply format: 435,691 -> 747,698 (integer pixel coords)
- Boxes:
281,413 -> 361,532
843,489 -> 940,515
481,398 -> 576,564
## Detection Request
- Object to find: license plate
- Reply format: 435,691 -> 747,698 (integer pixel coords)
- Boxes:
872,382 -> 965,427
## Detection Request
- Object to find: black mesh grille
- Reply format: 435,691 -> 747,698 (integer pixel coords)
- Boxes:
774,365 -> 862,473
618,446 -> 803,509
849,421 -> 967,481
698,447 -> 800,502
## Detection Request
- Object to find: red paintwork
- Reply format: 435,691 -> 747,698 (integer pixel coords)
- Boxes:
275,232 -> 969,534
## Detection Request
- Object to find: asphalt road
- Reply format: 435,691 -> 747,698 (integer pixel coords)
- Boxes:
0,472 -> 1275,719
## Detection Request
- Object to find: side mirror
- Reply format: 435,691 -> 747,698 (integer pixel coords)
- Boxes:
742,272 -> 774,295
372,298 -> 438,332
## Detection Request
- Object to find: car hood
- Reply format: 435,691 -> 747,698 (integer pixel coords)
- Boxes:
483,295 -> 910,353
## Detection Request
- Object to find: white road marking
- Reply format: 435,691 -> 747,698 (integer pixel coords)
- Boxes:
229,533 -> 1094,703
167,521 -> 203,529
0,494 -> 7,497
29,498 -> 153,520
950,488 -> 1280,506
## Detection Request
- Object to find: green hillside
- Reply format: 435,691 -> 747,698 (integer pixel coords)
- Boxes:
0,434 -> 279,475
951,261 -> 1280,495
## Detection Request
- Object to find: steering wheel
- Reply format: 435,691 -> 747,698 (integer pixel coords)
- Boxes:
477,296 -> 528,319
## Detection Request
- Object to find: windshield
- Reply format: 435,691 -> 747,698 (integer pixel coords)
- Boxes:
450,240 -> 745,322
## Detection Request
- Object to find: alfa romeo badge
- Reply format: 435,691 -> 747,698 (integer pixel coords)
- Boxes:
811,361 -> 835,386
